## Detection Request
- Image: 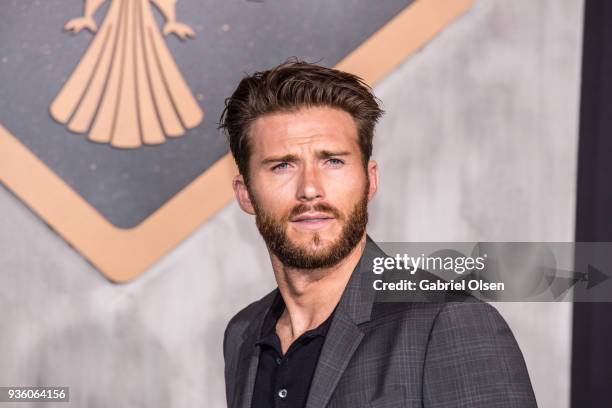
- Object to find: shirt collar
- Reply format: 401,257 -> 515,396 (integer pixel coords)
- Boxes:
255,290 -> 336,345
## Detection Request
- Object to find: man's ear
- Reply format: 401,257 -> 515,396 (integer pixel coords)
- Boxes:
367,160 -> 379,201
233,174 -> 256,215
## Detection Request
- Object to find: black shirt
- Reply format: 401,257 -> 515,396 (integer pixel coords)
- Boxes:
251,291 -> 336,408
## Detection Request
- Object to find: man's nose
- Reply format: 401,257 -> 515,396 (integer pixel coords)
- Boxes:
296,163 -> 324,201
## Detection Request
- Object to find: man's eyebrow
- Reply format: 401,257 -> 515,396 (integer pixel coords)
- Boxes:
317,150 -> 351,159
260,154 -> 300,166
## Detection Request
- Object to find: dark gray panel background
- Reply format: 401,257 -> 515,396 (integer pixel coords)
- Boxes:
0,0 -> 410,228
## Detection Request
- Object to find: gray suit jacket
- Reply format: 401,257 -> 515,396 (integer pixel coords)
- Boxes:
223,236 -> 538,407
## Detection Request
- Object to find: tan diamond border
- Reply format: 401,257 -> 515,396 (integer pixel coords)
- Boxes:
0,0 -> 474,283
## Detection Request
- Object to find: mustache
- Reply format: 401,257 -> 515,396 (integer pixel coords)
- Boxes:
287,202 -> 343,221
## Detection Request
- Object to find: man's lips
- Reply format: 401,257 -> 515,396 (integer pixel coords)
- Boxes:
290,212 -> 336,230
290,212 -> 335,222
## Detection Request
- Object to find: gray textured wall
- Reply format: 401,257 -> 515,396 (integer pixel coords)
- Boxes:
0,0 -> 583,407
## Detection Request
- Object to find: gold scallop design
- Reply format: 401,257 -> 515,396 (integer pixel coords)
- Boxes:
49,0 -> 204,148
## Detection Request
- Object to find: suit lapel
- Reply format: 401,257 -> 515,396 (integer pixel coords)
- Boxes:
305,235 -> 385,408
231,289 -> 279,408
233,330 -> 261,408
305,311 -> 365,408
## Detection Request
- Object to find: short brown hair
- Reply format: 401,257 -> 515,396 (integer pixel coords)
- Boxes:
218,59 -> 384,182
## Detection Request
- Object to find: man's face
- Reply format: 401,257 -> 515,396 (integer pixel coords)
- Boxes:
233,106 -> 378,269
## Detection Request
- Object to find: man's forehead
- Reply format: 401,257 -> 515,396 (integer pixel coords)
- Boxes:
248,107 -> 359,154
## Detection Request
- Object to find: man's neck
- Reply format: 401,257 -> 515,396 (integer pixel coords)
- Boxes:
269,233 -> 367,347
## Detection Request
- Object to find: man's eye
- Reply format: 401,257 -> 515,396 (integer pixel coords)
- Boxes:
327,158 -> 345,167
272,162 -> 290,171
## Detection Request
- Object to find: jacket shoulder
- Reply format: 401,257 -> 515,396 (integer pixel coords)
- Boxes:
423,297 -> 537,406
223,289 -> 277,358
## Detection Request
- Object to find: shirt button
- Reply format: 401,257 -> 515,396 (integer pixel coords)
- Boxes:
278,388 -> 288,399
275,357 -> 282,365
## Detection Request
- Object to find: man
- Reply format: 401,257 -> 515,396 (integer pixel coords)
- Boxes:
219,60 -> 537,408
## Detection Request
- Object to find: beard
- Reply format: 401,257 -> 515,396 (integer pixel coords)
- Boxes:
249,181 -> 369,270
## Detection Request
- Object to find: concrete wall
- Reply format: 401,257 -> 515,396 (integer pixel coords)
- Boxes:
0,0 -> 583,407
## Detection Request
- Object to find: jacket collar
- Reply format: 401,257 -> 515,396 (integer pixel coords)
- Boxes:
334,234 -> 383,325
304,234 -> 386,408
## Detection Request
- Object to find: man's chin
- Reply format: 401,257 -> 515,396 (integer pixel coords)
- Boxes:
281,243 -> 343,270
286,236 -> 334,253
286,229 -> 338,248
